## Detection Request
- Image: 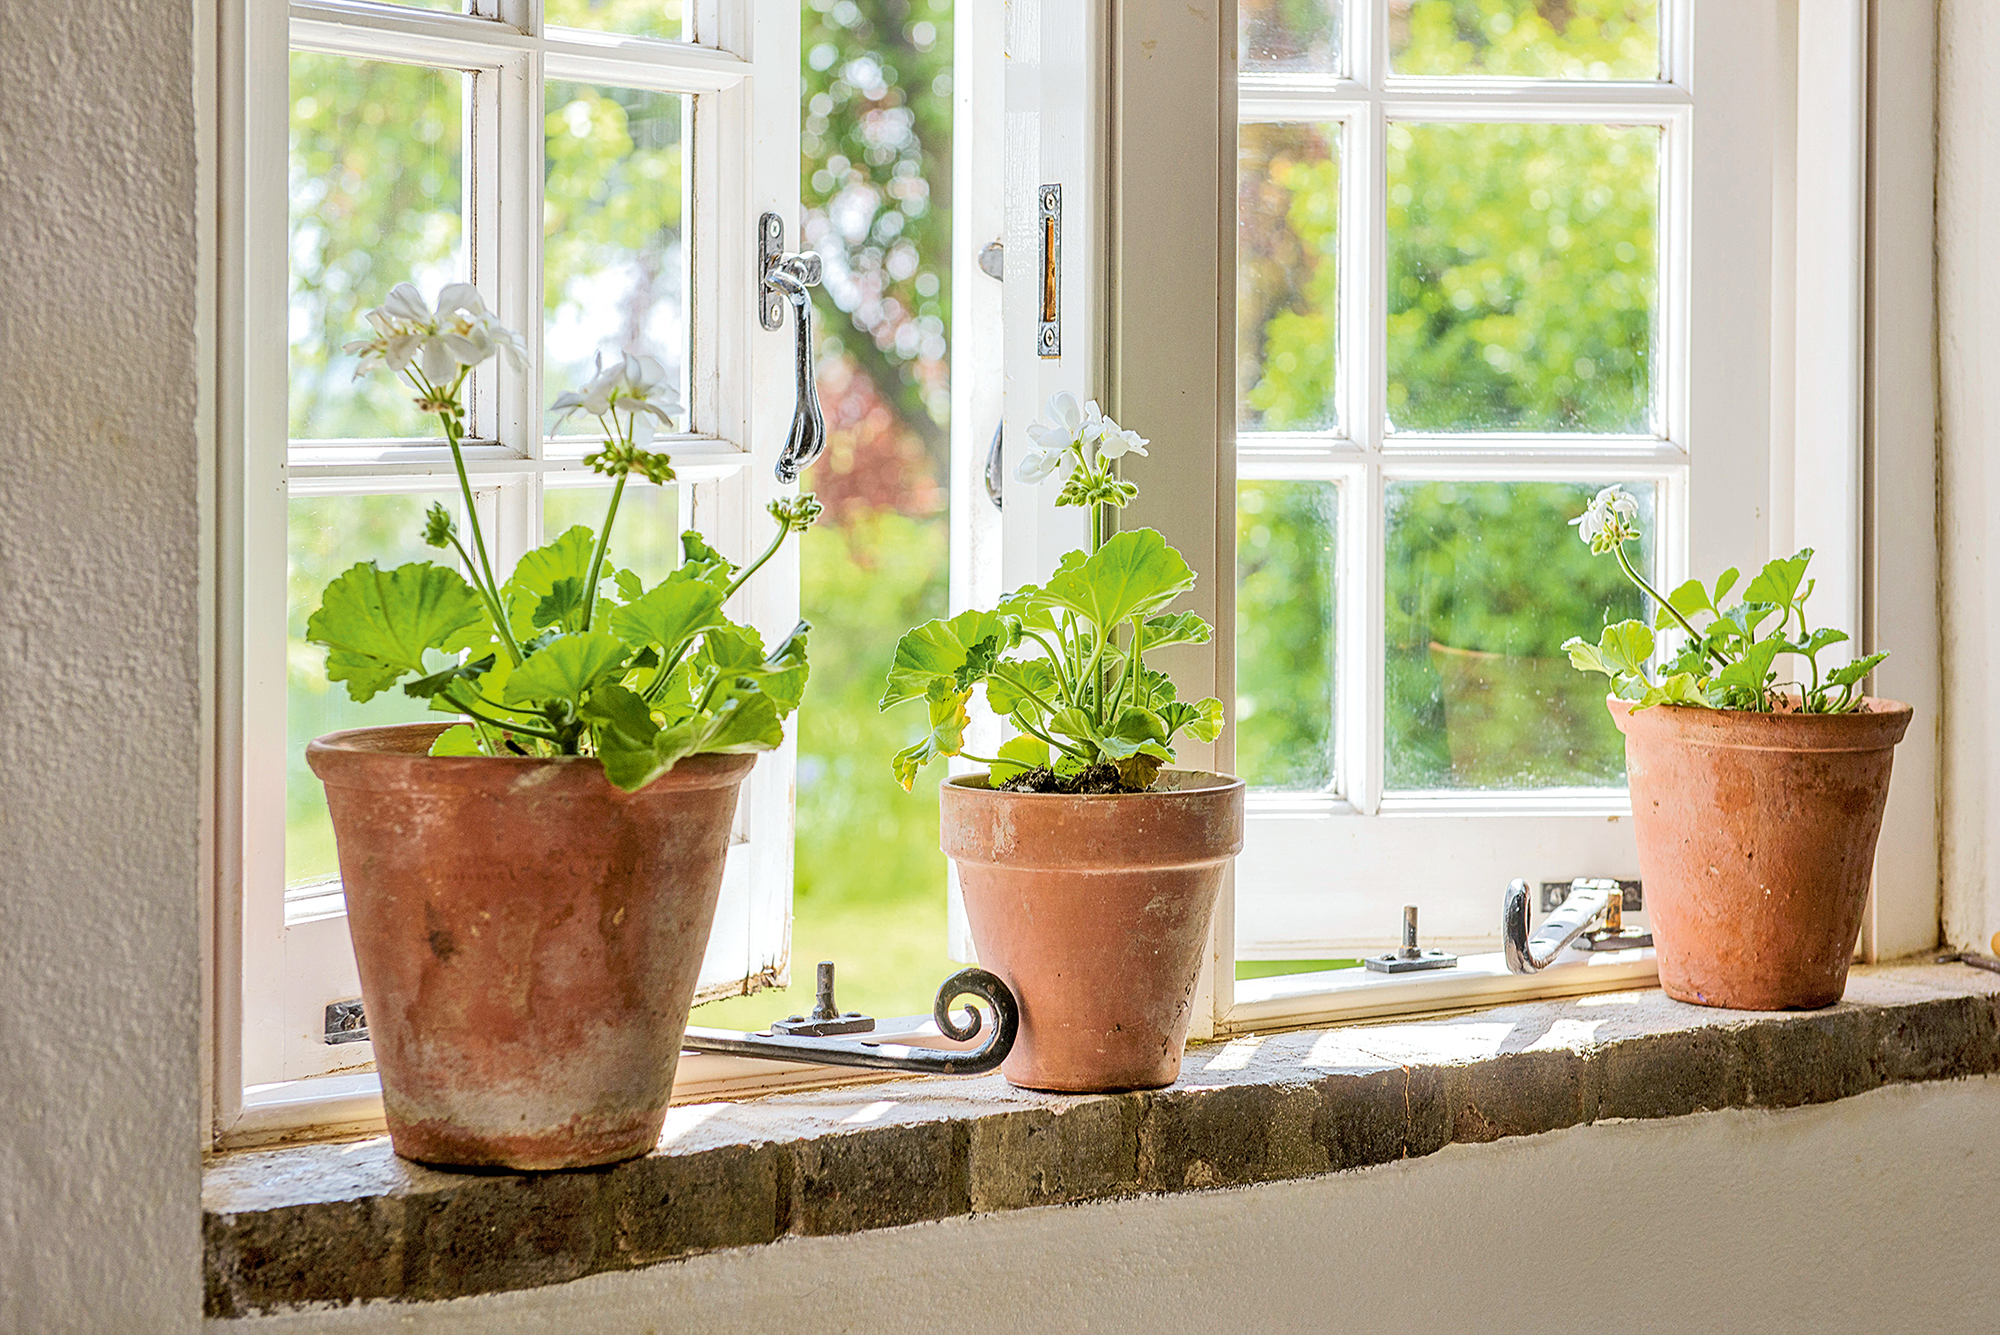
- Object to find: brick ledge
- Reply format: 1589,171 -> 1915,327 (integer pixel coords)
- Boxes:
203,961 -> 2000,1318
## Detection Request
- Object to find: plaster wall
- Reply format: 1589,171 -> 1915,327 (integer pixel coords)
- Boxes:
0,1 -> 206,1329
1940,0 -> 2000,949
240,1076 -> 2000,1335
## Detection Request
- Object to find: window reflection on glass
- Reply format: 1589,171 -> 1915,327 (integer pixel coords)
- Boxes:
542,483 -> 682,591
1383,480 -> 1654,791
1389,0 -> 1660,81
1238,123 -> 1340,434
289,54 -> 466,439
1237,480 -> 1338,792
287,493 -> 459,886
1386,121 -> 1659,435
544,85 -> 690,431
1240,0 -> 1341,72
545,0 -> 686,42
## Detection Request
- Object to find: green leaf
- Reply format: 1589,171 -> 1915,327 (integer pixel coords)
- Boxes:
1712,637 -> 1782,696
1664,577 -> 1714,619
501,631 -> 629,708
891,687 -> 973,791
1097,707 -> 1170,761
1160,696 -> 1224,744
988,734 -> 1050,785
1138,611 -> 1214,653
1825,651 -> 1889,689
1047,706 -> 1104,748
985,659 -> 1058,718
579,682 -> 659,748
428,723 -> 486,756
1566,620 -> 1653,682
1043,528 -> 1197,630
1633,672 -> 1710,711
612,567 -> 645,602
703,693 -> 785,753
608,579 -> 727,654
751,621 -> 812,715
879,609 -> 1021,708
503,526 -> 603,636
1712,567 -> 1741,605
1743,549 -> 1813,612
306,560 -> 490,703
532,576 -> 589,632
674,531 -> 737,589
402,652 -> 496,701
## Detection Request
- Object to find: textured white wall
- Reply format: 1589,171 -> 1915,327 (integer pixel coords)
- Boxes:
1940,0 -> 2000,950
242,1076 -> 2000,1335
0,2 -> 205,1330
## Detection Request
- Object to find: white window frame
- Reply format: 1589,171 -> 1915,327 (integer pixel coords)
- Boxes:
206,0 -> 809,1147
1000,0 -> 1939,1039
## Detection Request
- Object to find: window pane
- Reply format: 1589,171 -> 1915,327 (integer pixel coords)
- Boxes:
542,482 -> 682,590
289,54 -> 466,440
1237,480 -> 1337,791
545,85 -> 690,430
1241,0 -> 1340,72
288,492 -> 460,887
545,0 -> 685,42
1238,123 -> 1340,434
1383,480 -> 1654,791
1386,122 -> 1658,435
1390,0 -> 1661,81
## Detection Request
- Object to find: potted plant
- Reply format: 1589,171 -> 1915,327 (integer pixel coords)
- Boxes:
881,392 -> 1243,1092
1563,486 -> 1910,1010
303,282 -> 819,1169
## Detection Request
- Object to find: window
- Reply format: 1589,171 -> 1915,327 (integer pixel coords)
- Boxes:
1001,0 -> 1920,1035
217,0 -> 807,1130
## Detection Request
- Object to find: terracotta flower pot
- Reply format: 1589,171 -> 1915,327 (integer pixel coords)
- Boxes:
940,771 -> 1245,1092
1609,697 -> 1912,1011
306,722 -> 756,1170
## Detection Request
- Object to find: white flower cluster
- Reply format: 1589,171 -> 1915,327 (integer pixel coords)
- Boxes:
1570,484 -> 1641,553
1016,390 -> 1149,483
344,282 -> 527,385
551,352 -> 683,443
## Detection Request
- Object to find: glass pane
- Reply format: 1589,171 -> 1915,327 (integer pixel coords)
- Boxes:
542,482 -> 681,591
1386,121 -> 1659,435
1241,0 -> 1341,71
545,85 -> 690,431
545,0 -> 685,42
289,54 -> 466,439
288,492 -> 460,886
1384,480 -> 1654,791
1237,480 -> 1337,791
1238,123 -> 1340,434
1390,0 -> 1661,81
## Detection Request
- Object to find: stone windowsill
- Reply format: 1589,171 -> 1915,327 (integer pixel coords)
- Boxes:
203,960 -> 2000,1318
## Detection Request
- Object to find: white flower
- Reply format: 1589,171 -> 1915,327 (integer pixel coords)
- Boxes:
1027,391 -> 1107,453
343,282 -> 525,384
1097,424 -> 1149,460
1570,485 -> 1641,551
550,351 -> 682,440
1016,442 -> 1066,483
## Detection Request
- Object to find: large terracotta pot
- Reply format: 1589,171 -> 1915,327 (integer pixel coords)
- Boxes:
306,722 -> 755,1170
940,771 -> 1245,1092
1609,697 -> 1912,1010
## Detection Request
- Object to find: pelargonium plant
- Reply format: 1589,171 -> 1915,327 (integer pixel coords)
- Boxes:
1562,485 -> 1885,713
307,281 -> 820,791
880,391 -> 1223,794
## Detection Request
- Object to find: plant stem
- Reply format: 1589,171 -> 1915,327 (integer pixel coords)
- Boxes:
722,512 -> 794,604
446,694 -> 564,744
1021,629 -> 1075,696
1615,541 -> 1725,668
579,470 -> 628,633
423,368 -> 523,666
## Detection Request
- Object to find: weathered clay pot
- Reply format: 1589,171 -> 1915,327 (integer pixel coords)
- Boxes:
307,722 -> 755,1170
1610,697 -> 1912,1011
940,771 -> 1245,1092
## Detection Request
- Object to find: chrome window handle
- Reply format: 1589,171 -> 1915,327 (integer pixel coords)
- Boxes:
759,213 -> 826,484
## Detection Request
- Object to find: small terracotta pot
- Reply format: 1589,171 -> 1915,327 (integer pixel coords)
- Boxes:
307,723 -> 755,1170
940,771 -> 1245,1092
1610,697 -> 1912,1010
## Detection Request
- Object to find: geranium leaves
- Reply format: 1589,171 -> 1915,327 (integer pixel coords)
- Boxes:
307,560 -> 489,703
1044,528 -> 1195,631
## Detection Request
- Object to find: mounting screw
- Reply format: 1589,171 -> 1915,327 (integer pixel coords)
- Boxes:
1364,906 -> 1459,974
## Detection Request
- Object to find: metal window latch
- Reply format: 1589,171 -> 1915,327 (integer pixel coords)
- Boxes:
758,212 -> 827,483
1037,185 -> 1061,358
683,967 -> 1019,1077
1504,877 -> 1653,975
771,961 -> 875,1036
324,999 -> 368,1045
985,424 -> 1004,509
1364,906 -> 1458,973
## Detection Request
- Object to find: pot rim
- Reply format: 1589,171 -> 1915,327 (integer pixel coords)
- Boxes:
306,721 -> 757,793
1606,694 -> 1913,752
943,769 -> 1245,800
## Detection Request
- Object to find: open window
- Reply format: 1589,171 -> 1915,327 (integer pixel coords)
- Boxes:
215,0 -> 807,1141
